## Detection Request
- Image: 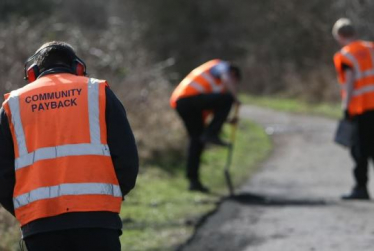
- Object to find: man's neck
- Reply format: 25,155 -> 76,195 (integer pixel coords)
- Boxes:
340,38 -> 357,47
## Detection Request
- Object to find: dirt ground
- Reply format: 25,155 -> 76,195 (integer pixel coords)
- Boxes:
179,105 -> 374,251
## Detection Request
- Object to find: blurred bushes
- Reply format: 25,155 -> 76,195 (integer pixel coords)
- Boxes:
1,1 -> 374,247
133,0 -> 374,102
133,0 -> 249,79
0,0 -> 53,21
1,0 -> 374,162
0,0 -> 185,163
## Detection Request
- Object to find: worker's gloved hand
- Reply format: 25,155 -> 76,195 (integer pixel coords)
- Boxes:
344,109 -> 350,121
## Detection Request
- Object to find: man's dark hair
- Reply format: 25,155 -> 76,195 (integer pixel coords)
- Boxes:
337,25 -> 356,39
34,41 -> 77,72
229,64 -> 241,81
332,18 -> 356,40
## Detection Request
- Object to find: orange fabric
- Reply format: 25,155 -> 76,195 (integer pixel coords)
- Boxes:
14,156 -> 117,196
202,110 -> 213,124
170,59 -> 225,108
16,195 -> 122,227
334,41 -> 374,115
3,74 -> 121,226
20,76 -> 91,153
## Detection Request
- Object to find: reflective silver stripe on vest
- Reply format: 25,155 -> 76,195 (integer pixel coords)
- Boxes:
15,143 -> 110,170
365,45 -> 374,78
342,46 -> 374,81
341,46 -> 374,97
88,78 -> 101,144
201,72 -> 223,93
342,51 -> 362,79
363,42 -> 374,69
352,85 -> 374,97
189,81 -> 206,93
13,183 -> 122,209
10,78 -> 110,170
359,69 -> 374,79
7,90 -> 28,156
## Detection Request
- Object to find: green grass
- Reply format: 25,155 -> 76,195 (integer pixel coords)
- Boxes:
0,95 -> 339,251
240,94 -> 341,119
119,120 -> 271,251
2,93 -> 338,250
0,120 -> 271,251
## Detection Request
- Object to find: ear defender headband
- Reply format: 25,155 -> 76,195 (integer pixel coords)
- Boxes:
24,44 -> 87,83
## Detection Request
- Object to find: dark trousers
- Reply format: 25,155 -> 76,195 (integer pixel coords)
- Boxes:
350,110 -> 374,187
24,228 -> 121,251
176,93 -> 233,181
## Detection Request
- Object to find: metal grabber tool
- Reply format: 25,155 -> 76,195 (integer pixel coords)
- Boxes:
224,103 -> 240,196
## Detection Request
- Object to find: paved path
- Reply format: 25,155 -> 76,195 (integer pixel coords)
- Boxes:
180,105 -> 374,251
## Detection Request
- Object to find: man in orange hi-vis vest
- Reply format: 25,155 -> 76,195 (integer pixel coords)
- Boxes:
333,18 -> 374,200
0,41 -> 138,250
170,59 -> 241,192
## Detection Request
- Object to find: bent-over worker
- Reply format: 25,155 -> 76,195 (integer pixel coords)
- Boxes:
170,59 -> 241,192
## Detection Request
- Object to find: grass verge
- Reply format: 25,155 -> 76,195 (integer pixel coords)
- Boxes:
0,119 -> 271,251
0,208 -> 19,251
240,94 -> 341,119
0,95 -> 339,251
119,120 -> 271,251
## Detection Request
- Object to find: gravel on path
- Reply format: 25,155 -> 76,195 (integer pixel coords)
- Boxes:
180,105 -> 374,251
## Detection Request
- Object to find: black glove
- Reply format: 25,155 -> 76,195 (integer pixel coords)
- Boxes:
344,109 -> 350,121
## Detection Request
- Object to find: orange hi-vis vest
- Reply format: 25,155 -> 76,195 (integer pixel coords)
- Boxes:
170,59 -> 226,108
2,73 -> 122,226
334,40 -> 374,115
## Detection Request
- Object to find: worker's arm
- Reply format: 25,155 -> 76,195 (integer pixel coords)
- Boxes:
105,87 -> 139,198
221,72 -> 240,103
211,62 -> 240,103
0,108 -> 15,216
342,68 -> 354,117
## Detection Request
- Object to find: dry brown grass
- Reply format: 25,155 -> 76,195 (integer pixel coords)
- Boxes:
0,207 -> 19,251
0,2 -> 185,162
1,0 -> 374,249
0,5 -> 185,248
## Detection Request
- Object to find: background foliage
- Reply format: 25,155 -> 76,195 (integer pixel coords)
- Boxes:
1,1 -> 374,249
1,1 -> 374,160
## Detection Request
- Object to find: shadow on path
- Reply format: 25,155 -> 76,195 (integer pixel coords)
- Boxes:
177,192 -> 332,251
226,192 -> 330,207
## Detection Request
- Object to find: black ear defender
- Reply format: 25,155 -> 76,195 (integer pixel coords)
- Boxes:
24,44 -> 87,83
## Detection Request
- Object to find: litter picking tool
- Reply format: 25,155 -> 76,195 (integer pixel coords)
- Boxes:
224,103 -> 240,197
